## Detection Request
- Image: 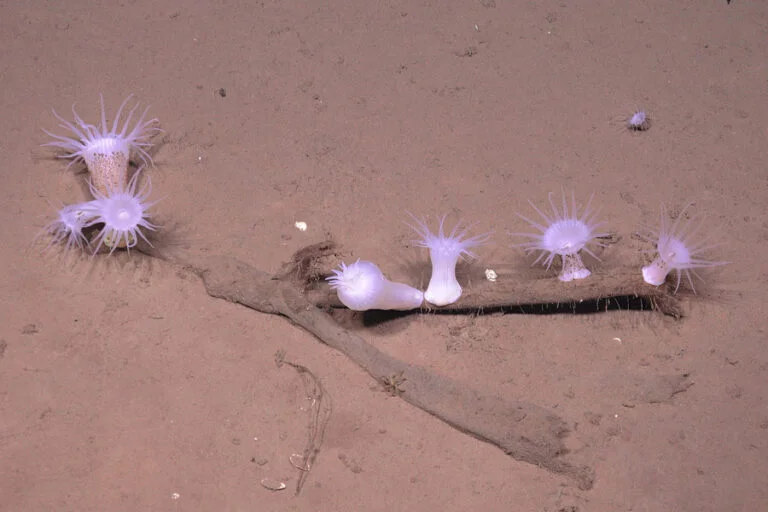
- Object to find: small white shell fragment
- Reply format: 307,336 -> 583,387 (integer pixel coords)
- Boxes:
294,221 -> 308,232
170,492 -> 180,500
260,478 -> 286,491
290,453 -> 309,471
484,268 -> 498,282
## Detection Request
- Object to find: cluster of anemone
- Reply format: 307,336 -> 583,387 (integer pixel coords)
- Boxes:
326,191 -> 726,312
39,95 -> 161,256
36,97 -> 725,303
327,215 -> 492,311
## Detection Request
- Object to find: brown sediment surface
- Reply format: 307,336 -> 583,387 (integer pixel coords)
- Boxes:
3,1 -> 764,510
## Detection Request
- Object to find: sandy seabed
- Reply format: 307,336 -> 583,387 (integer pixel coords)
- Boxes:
2,1 -> 766,511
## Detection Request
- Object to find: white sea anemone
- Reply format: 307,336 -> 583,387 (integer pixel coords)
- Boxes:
36,202 -> 95,253
43,94 -> 161,196
84,167 -> 158,254
627,109 -> 651,131
639,203 -> 726,293
407,213 -> 492,306
326,260 -> 424,311
512,190 -> 608,282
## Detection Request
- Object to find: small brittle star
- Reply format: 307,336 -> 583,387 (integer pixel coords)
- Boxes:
381,371 -> 407,397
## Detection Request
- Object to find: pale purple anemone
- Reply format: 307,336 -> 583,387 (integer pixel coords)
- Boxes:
36,202 -> 95,253
407,213 -> 492,306
511,190 -> 609,282
639,203 -> 727,293
326,260 -> 424,311
83,167 -> 159,255
43,94 -> 161,172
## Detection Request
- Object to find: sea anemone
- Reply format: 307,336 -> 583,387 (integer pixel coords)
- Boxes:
626,109 -> 651,132
84,167 -> 158,254
326,260 -> 424,311
639,203 -> 726,293
512,190 -> 608,282
43,94 -> 161,196
36,202 -> 96,253
407,213 -> 492,306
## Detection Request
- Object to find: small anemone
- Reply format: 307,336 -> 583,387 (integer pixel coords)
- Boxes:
627,109 -> 651,131
36,202 -> 96,253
